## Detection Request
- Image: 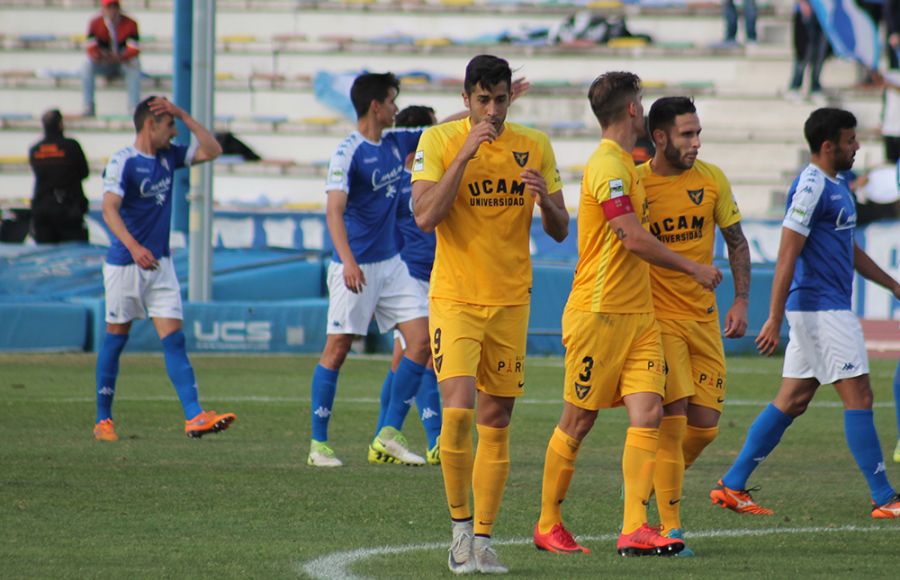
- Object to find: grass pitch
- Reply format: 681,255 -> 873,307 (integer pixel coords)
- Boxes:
2,353 -> 899,579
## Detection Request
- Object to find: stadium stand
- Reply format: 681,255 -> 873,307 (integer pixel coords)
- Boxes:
0,0 -> 896,354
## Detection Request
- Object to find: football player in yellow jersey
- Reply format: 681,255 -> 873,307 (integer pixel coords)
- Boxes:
412,54 -> 569,575
532,72 -> 722,557
637,96 -> 751,555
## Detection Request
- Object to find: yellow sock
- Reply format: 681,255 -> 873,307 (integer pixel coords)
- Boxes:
622,426 -> 659,535
440,407 -> 475,521
538,426 -> 581,534
683,425 -> 718,469
472,423 -> 510,537
654,416 -> 687,533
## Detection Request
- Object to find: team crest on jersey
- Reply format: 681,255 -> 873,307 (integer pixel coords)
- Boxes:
687,188 -> 704,205
574,383 -> 590,400
513,151 -> 529,167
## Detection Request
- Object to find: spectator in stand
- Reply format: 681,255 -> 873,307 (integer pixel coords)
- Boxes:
82,0 -> 141,117
787,0 -> 828,104
720,0 -> 758,46
28,109 -> 90,243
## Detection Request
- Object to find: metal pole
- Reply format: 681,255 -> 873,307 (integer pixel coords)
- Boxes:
189,0 -> 215,301
171,0 -> 193,236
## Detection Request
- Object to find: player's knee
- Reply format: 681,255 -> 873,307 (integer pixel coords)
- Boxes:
320,336 -> 352,369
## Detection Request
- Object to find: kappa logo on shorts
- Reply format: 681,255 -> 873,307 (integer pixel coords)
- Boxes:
687,187 -> 704,205
574,382 -> 591,400
512,151 -> 529,167
434,354 -> 443,373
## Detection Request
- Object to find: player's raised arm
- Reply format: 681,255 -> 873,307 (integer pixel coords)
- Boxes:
148,97 -> 222,164
413,120 -> 496,232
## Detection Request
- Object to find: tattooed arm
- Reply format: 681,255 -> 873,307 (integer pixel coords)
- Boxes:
721,221 -> 751,338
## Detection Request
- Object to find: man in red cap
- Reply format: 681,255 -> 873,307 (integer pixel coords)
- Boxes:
82,0 -> 141,116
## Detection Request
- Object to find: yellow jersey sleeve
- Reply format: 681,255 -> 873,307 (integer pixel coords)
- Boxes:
712,166 -> 742,229
566,141 -> 654,314
411,125 -> 446,184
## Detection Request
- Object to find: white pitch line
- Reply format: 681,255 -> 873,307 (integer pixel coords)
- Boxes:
298,524 -> 900,580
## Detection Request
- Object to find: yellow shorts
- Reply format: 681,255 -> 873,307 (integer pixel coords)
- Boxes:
562,308 -> 666,410
429,298 -> 529,398
658,318 -> 727,411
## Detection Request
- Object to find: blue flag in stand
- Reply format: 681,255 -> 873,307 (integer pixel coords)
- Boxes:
809,0 -> 880,70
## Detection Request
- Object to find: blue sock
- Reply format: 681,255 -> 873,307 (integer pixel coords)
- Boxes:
311,364 -> 339,442
416,369 -> 441,449
722,403 -> 793,490
382,357 -> 426,432
95,332 -> 129,423
844,409 -> 895,505
161,331 -> 203,420
894,359 -> 900,438
375,369 -> 394,438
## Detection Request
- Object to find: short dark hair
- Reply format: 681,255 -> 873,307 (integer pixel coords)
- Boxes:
464,54 -> 512,95
588,71 -> 642,128
132,95 -> 164,132
804,108 -> 857,153
41,109 -> 63,137
350,73 -> 400,119
648,96 -> 696,136
395,105 -> 436,128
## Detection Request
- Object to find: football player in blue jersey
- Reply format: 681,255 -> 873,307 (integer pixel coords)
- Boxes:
308,73 -> 432,467
710,108 -> 900,518
370,105 -> 442,466
93,96 -> 236,442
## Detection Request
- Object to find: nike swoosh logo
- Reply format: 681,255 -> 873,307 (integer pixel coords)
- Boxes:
450,503 -> 465,509
668,499 -> 681,505
716,397 -> 725,403
479,521 -> 493,526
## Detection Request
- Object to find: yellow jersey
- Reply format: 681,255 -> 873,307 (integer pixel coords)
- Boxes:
412,118 -> 562,306
567,139 -> 654,313
637,158 -> 742,321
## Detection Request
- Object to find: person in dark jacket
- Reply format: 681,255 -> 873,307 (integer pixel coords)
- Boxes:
28,109 -> 90,243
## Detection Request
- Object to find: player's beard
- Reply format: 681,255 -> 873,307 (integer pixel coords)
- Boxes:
664,141 -> 695,171
834,149 -> 855,172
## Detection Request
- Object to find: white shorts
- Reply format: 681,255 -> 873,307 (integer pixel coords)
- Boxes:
783,310 -> 870,385
103,257 -> 183,324
326,255 -> 428,336
394,277 -> 429,348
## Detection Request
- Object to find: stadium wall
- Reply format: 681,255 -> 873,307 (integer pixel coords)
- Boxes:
0,214 -> 896,354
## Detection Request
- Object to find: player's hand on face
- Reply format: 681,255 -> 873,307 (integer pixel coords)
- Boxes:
130,245 -> 158,271
520,168 -> 548,206
755,317 -> 781,356
459,120 -> 497,161
692,263 -> 722,291
724,300 -> 749,338
343,262 -> 366,294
